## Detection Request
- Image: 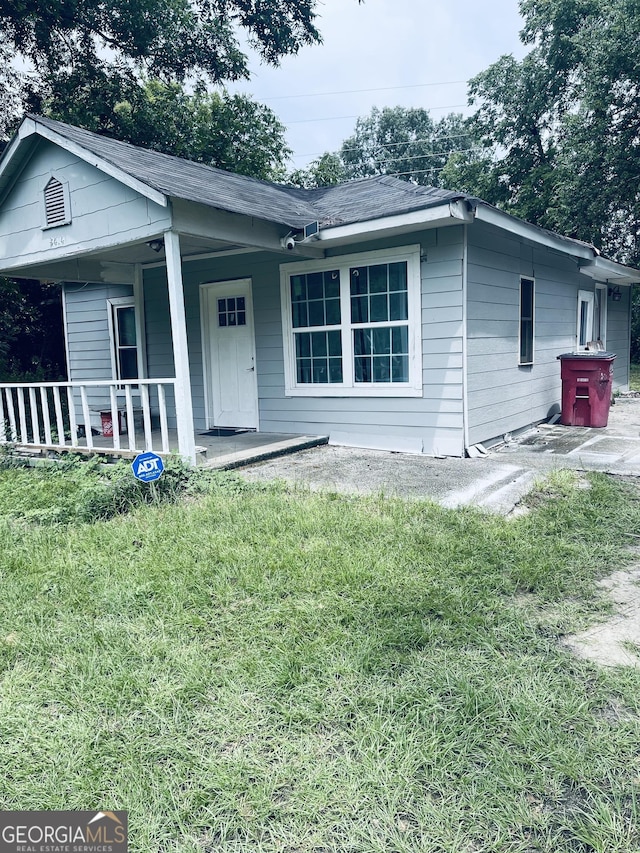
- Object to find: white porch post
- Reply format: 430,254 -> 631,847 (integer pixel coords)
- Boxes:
164,230 -> 197,464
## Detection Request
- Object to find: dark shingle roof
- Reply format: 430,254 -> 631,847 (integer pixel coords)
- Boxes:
307,176 -> 465,227
17,115 -> 622,270
26,115 -> 467,230
28,115 -> 318,228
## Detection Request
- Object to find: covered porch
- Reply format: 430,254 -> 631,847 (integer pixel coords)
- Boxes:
0,375 -> 326,466
0,116 -> 327,465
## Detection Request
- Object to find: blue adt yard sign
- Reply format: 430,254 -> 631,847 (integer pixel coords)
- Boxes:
132,451 -> 165,482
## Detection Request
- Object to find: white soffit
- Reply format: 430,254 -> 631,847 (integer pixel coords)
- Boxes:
474,204 -> 595,261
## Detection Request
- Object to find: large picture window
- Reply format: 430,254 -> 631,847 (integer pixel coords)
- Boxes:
281,246 -> 422,396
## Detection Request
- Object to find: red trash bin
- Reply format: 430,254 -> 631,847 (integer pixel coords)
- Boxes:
557,352 -> 616,427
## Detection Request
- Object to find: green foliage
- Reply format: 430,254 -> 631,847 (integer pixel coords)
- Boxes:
0,0 -> 325,138
288,107 -> 474,189
632,286 -> 640,365
288,152 -> 346,188
0,279 -> 66,381
339,106 -> 473,187
0,455 -> 204,525
42,78 -> 290,180
452,0 -> 640,264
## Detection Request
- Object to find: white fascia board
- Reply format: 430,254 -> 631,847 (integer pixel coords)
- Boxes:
579,256 -> 640,285
474,203 -> 596,261
315,201 -> 472,246
0,119 -> 39,205
0,118 -> 37,181
30,120 -> 168,208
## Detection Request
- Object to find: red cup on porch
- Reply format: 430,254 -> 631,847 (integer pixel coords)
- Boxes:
100,410 -> 123,436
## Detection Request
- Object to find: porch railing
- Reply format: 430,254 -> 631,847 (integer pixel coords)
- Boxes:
0,379 -> 177,457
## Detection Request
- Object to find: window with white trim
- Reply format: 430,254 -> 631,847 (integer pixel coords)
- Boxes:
281,246 -> 422,396
107,298 -> 139,381
594,284 -> 607,347
577,289 -> 594,351
519,277 -> 534,365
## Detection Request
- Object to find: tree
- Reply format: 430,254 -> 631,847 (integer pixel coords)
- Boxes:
288,152 -> 346,188
338,106 -> 475,187
0,0 -> 326,138
447,0 -> 640,264
43,76 -> 290,180
0,280 -> 66,381
287,106 -> 477,190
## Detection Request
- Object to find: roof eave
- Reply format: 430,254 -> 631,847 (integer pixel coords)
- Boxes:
314,200 -> 474,247
579,256 -> 640,285
474,203 -> 597,261
475,203 -> 640,283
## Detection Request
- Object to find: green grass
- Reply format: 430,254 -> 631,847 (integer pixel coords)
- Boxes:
1,465 -> 640,852
629,363 -> 640,391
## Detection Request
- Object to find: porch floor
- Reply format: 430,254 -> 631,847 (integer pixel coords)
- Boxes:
196,431 -> 329,469
67,430 -> 328,468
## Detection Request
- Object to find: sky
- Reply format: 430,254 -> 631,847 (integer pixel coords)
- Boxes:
228,0 -> 528,172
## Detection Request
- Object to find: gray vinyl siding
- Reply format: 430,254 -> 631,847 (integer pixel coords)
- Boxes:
63,281 -> 134,427
139,269 -> 177,428
465,221 -> 631,446
64,282 -> 132,382
0,141 -> 170,273
140,229 -> 465,455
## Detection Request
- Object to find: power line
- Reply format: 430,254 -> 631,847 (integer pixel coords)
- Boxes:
259,80 -> 468,102
346,147 -> 489,165
297,132 -> 480,160
286,103 -> 468,125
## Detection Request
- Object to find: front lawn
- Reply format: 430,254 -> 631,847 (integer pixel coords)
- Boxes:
1,463 -> 639,852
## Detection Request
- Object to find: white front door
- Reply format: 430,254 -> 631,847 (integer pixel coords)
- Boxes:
202,279 -> 258,429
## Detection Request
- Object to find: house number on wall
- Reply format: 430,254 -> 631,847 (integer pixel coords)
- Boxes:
49,236 -> 66,248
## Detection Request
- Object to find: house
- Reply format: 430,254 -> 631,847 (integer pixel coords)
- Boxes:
0,114 -> 638,463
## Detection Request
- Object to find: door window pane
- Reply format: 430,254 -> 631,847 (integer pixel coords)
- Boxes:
218,296 -> 246,327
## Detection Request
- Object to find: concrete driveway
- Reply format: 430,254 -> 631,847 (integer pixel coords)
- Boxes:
239,395 -> 640,514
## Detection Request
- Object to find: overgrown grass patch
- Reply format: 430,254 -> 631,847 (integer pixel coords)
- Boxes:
1,467 -> 639,851
0,454 -> 219,524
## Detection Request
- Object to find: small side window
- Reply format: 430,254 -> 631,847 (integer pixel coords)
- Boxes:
107,298 -> 139,384
519,277 -> 534,365
43,176 -> 71,229
577,290 -> 595,351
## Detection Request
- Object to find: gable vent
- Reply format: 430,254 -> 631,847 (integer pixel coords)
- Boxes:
43,177 -> 69,227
